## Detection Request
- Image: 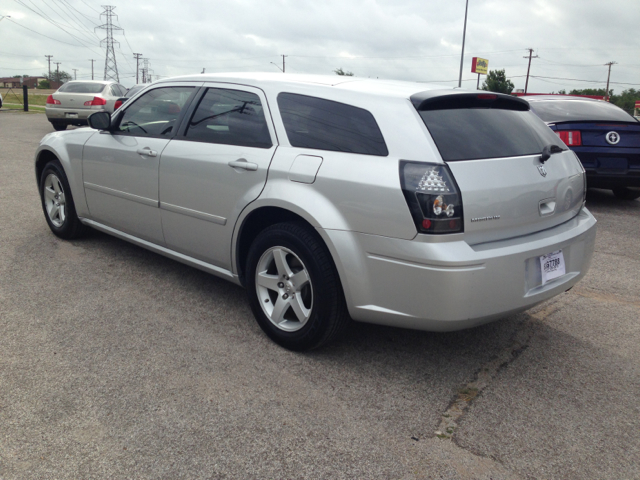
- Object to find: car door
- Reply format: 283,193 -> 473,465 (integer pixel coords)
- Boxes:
83,84 -> 199,244
158,85 -> 277,270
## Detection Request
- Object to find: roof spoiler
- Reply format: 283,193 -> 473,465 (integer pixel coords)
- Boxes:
411,90 -> 530,112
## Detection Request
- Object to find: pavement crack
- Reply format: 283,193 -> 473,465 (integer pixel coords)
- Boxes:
433,307 -> 558,442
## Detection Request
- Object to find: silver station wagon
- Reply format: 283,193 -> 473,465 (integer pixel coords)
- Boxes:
35,73 -> 597,350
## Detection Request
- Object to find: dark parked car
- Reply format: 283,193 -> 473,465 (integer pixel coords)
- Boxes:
113,84 -> 148,111
525,95 -> 640,200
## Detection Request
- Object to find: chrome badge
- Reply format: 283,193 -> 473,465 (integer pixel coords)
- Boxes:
537,165 -> 547,177
605,131 -> 620,145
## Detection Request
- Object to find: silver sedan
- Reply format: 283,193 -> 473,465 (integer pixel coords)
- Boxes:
45,80 -> 127,131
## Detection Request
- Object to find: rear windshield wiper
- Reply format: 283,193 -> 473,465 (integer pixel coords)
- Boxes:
540,144 -> 563,163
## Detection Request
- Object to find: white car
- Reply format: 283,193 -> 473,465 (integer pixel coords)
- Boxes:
35,73 -> 597,350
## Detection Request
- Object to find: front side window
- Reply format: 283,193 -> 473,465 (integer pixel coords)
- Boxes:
116,87 -> 194,137
185,88 -> 272,148
277,93 -> 388,156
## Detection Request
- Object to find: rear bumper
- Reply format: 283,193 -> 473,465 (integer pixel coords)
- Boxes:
46,105 -> 103,124
584,170 -> 640,188
325,208 -> 597,331
574,149 -> 640,188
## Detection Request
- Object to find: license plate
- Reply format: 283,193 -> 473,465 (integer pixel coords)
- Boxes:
540,250 -> 566,285
65,113 -> 78,118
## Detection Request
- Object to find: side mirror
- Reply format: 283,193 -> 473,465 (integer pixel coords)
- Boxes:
88,111 -> 111,130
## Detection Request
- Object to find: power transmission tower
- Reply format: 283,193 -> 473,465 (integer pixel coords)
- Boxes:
45,55 -> 53,79
54,62 -> 62,83
89,59 -> 95,80
523,48 -> 538,94
142,58 -> 148,83
95,6 -> 123,82
604,61 -> 617,101
133,53 -> 142,84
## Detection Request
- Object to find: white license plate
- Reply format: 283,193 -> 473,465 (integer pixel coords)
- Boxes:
65,113 -> 78,118
540,250 -> 566,285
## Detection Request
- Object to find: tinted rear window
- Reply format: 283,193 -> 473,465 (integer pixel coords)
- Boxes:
277,93 -> 388,156
529,99 -> 635,123
419,108 -> 564,161
58,82 -> 106,94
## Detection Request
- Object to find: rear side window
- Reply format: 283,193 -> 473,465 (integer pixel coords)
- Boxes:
277,93 -> 388,156
418,100 -> 564,161
58,82 -> 106,94
529,99 -> 635,123
185,88 -> 272,148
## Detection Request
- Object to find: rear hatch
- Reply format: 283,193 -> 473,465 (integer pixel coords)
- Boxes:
412,91 -> 585,245
51,82 -> 107,110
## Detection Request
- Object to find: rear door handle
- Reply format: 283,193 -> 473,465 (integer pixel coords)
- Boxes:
228,159 -> 258,171
137,148 -> 157,157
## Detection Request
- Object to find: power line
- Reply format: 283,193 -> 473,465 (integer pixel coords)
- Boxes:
5,17 -> 83,47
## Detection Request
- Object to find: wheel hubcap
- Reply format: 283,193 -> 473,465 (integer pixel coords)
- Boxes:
255,246 -> 313,332
43,174 -> 66,228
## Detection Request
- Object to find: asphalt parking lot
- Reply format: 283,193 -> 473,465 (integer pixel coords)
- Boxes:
1,111 -> 639,479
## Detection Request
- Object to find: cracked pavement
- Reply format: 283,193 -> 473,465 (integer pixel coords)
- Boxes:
1,112 -> 639,479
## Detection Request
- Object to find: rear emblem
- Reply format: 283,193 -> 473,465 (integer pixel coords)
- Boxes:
537,165 -> 547,177
605,131 -> 620,145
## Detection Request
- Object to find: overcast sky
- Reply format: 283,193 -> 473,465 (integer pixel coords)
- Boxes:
1,0 -> 639,93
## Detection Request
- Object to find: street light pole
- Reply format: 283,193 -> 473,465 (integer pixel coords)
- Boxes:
458,0 -> 469,88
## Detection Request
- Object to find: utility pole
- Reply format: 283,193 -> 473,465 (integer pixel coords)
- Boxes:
604,61 -> 617,101
458,0 -> 469,88
142,58 -> 149,83
73,69 -> 77,80
133,53 -> 142,84
523,48 -> 538,94
95,6 -> 123,82
54,62 -> 61,83
89,59 -> 95,80
281,55 -> 287,73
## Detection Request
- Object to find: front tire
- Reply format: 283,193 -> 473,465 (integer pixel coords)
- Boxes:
245,222 -> 349,351
39,160 -> 85,239
612,187 -> 640,201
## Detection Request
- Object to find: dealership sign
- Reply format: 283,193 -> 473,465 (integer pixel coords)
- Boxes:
471,57 -> 489,75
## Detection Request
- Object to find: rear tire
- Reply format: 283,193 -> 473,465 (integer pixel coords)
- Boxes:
39,160 -> 86,239
245,222 -> 350,351
612,187 -> 640,201
51,122 -> 67,131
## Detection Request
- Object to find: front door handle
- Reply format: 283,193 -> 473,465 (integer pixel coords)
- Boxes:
137,148 -> 157,157
228,159 -> 258,171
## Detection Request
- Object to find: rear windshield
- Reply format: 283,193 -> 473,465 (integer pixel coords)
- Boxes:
529,99 -> 635,123
58,82 -> 106,94
418,108 -> 564,161
278,93 -> 388,156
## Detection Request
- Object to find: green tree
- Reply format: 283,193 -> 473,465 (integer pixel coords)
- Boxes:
334,67 -> 354,76
38,79 -> 51,89
481,69 -> 514,94
568,88 -> 639,116
43,70 -> 72,84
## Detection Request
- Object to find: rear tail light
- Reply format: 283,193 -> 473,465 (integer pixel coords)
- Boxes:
557,130 -> 582,146
114,100 -> 123,110
46,95 -> 61,105
84,96 -> 107,106
400,161 -> 464,234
